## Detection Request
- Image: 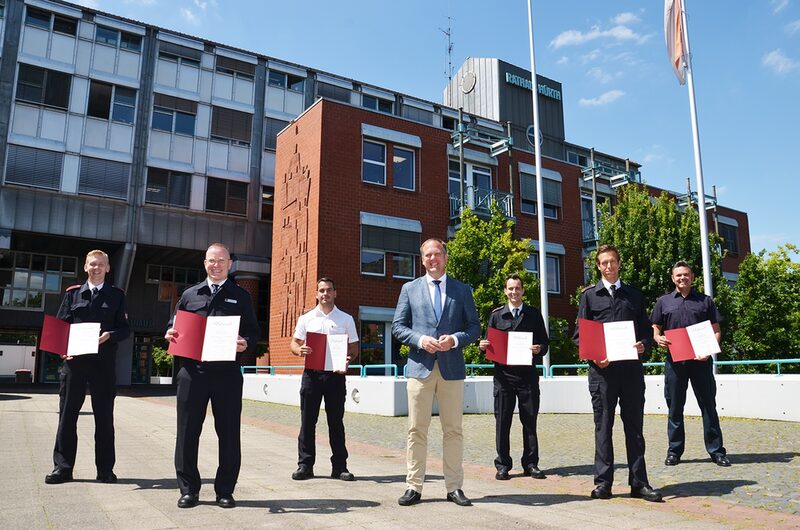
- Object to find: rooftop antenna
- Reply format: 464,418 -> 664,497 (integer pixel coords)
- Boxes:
439,16 -> 454,104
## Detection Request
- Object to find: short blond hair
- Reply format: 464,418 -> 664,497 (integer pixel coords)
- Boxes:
85,249 -> 109,263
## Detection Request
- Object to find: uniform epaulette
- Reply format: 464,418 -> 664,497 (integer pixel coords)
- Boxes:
490,306 -> 505,313
581,285 -> 593,293
111,285 -> 126,294
65,284 -> 82,292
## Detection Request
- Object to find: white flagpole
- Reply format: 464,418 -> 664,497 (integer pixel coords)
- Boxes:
527,0 -> 550,376
681,0 -> 713,298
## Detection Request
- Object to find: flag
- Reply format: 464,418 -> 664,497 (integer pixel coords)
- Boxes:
664,0 -> 687,85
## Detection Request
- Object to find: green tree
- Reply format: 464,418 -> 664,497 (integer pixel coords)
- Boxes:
586,184 -> 730,365
151,346 -> 173,377
728,245 -> 800,372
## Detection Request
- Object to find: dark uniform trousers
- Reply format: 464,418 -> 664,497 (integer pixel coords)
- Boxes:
175,360 -> 243,496
664,358 -> 724,457
298,369 -> 348,471
52,283 -> 128,474
494,365 -> 540,471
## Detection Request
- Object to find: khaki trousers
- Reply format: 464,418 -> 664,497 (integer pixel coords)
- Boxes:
406,361 -> 464,493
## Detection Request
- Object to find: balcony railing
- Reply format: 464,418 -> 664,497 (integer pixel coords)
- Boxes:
449,186 -> 513,219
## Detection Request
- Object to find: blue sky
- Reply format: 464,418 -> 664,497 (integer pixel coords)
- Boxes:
76,0 -> 798,256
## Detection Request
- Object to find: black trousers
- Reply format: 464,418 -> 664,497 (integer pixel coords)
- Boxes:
175,362 -> 243,496
298,370 -> 348,471
493,365 -> 540,471
664,358 -> 725,458
53,353 -> 117,473
588,362 -> 649,489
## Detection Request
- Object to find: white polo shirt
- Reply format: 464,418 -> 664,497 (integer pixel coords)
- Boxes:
294,305 -> 359,371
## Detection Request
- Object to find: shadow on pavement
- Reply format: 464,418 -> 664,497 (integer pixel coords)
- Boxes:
661,479 -> 757,498
0,394 -> 32,401
475,493 -> 590,506
117,477 -> 181,490
544,463 -> 627,477
679,452 -> 798,465
237,498 -> 380,513
356,474 -> 438,484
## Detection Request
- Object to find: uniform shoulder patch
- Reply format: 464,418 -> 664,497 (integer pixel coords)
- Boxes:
581,285 -> 593,293
65,284 -> 82,292
490,306 -> 505,313
111,285 -> 126,294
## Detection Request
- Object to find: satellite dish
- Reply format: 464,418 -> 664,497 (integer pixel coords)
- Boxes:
461,71 -> 476,94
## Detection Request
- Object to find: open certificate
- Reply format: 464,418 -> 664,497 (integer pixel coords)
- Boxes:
578,318 -> 639,362
664,320 -> 721,361
305,332 -> 349,372
168,310 -> 241,362
40,315 -> 100,357
485,327 -> 533,365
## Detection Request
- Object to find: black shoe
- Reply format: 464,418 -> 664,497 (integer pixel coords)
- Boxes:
398,489 -> 422,506
45,468 -> 73,485
711,454 -> 731,467
446,489 -> 472,506
216,495 -> 236,508
631,485 -> 663,502
331,470 -> 355,481
590,484 -> 612,499
177,493 -> 199,509
664,454 -> 680,466
291,466 -> 314,480
495,468 -> 510,480
96,471 -> 118,483
524,465 -> 546,479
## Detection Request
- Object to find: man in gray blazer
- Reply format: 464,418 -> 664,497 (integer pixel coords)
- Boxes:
392,238 -> 481,507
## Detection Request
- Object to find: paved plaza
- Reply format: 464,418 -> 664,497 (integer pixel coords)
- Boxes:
1,387 -> 799,529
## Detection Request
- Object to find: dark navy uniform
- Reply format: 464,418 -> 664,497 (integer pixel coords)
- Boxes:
168,279 -> 259,498
651,289 -> 725,459
486,304 -> 549,473
574,281 -> 653,490
52,282 -> 129,475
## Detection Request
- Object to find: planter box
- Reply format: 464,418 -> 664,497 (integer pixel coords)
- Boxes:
150,376 -> 173,385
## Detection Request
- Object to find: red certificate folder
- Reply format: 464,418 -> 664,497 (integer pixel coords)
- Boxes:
168,310 -> 206,361
577,318 -> 638,362
168,309 -> 241,363
664,328 -> 697,362
664,321 -> 720,362
304,331 -> 328,370
578,319 -> 606,361
40,315 -> 70,357
485,327 -> 533,365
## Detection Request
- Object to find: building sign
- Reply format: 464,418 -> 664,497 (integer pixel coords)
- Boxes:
505,72 -> 562,101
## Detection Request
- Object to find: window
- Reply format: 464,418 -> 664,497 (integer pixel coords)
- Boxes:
362,140 -> 386,185
719,223 -> 739,256
87,81 -> 136,124
216,56 -> 255,80
393,147 -> 415,191
145,264 -> 202,302
145,167 -> 190,207
158,42 -> 201,67
442,116 -> 457,131
524,254 -> 561,294
268,70 -> 305,92
211,106 -> 253,145
79,156 -> 130,199
260,185 -> 274,221
16,64 -> 71,110
98,27 -> 142,52
206,177 -> 247,216
392,253 -> 415,279
362,94 -> 393,114
5,144 -> 63,190
25,7 -> 77,35
1,251 -> 77,311
567,151 -> 588,167
264,117 -> 289,150
361,250 -> 385,276
448,160 -> 462,198
317,81 -> 350,103
401,105 -> 434,125
121,33 -> 142,52
520,172 -> 561,219
151,93 -> 197,135
360,321 -> 386,367
95,26 -> 118,46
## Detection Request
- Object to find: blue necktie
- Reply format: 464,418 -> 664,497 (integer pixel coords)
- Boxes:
513,307 -> 519,320
432,280 -> 442,321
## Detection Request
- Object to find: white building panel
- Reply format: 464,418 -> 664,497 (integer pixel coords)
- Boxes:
177,64 -> 200,93
92,45 -> 117,75
84,118 -> 108,149
265,86 -> 285,114
66,115 -> 83,152
148,130 -> 171,160
61,154 -> 81,194
70,77 -> 88,115
75,40 -> 92,77
228,145 -> 249,174
192,139 -> 208,173
109,123 -> 134,153
21,27 -> 49,58
234,78 -> 254,105
285,91 -> 304,116
208,140 -> 229,170
199,70 -> 213,101
40,110 -> 67,143
260,151 -> 276,186
155,59 -> 178,88
190,174 -> 206,210
50,33 -> 76,64
11,106 -> 39,137
172,135 -> 194,164
118,50 -> 141,79
213,74 -> 233,100
195,105 -> 210,138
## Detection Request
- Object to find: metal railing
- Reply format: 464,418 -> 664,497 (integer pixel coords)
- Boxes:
547,358 -> 800,378
448,188 -> 513,219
